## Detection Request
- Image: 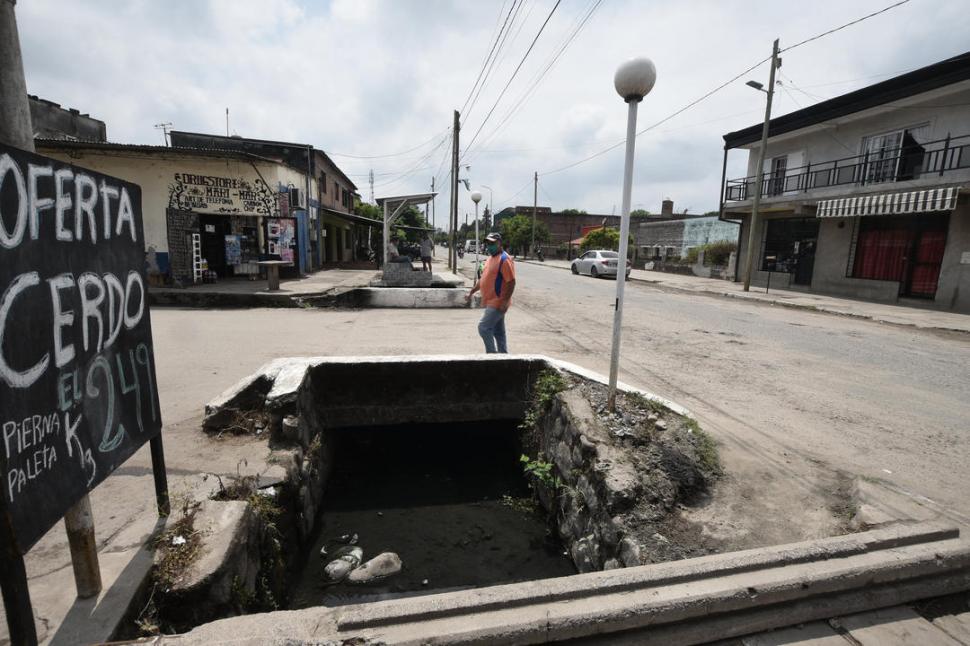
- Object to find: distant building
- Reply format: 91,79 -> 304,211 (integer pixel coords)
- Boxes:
28,95 -> 106,141
636,200 -> 738,261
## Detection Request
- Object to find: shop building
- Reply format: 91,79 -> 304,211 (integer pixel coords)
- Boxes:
36,140 -> 320,285
169,131 -> 363,267
721,51 -> 970,313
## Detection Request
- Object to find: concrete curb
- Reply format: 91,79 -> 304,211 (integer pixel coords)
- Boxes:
515,259 -> 970,335
164,522 -> 970,645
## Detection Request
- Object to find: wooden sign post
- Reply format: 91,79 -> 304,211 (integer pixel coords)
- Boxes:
0,142 -> 167,645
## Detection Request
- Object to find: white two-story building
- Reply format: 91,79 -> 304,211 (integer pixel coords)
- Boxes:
721,51 -> 970,313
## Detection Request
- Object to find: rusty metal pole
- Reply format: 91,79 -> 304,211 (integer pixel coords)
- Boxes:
1,0 -> 103,605
1,3 -> 41,643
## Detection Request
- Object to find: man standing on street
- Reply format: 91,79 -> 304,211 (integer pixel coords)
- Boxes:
420,232 -> 434,272
466,232 -> 515,353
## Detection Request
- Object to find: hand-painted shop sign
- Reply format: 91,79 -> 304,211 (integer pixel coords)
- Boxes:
0,143 -> 161,553
168,172 -> 278,217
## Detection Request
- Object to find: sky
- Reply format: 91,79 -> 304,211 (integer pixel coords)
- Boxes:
15,0 -> 970,223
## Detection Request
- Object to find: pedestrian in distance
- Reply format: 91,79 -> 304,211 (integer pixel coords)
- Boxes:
420,232 -> 434,272
387,236 -> 412,264
465,232 -> 516,353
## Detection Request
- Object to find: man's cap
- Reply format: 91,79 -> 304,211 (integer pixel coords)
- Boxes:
485,232 -> 501,242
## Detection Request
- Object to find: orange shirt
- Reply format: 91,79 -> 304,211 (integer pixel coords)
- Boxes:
479,251 -> 515,308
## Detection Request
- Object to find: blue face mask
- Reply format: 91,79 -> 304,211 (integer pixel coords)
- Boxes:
486,243 -> 499,256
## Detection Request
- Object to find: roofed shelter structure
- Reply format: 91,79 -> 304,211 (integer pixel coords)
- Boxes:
377,192 -> 437,269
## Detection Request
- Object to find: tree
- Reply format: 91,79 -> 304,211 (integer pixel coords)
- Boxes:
630,209 -> 651,217
500,214 -> 549,256
580,227 -> 634,253
561,208 -> 588,216
355,202 -> 382,220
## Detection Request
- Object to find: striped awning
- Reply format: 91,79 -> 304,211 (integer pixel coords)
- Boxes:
816,187 -> 960,218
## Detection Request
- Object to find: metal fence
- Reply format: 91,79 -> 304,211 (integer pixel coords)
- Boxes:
724,134 -> 970,202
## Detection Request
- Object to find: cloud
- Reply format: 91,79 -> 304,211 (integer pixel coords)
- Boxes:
14,0 -> 969,216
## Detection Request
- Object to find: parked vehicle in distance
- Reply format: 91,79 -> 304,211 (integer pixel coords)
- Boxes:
570,250 -> 631,278
464,239 -> 480,254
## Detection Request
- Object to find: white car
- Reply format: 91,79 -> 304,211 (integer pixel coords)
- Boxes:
464,239 -> 480,254
571,250 -> 631,278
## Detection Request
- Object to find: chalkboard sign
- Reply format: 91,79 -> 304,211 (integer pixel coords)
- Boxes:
0,143 -> 162,554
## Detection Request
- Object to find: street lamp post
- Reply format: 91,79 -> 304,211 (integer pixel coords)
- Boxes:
607,57 -> 656,413
471,190 -> 482,272
480,184 -> 494,229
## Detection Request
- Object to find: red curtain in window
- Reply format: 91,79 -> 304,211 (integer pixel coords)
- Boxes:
853,226 -> 913,281
908,230 -> 947,296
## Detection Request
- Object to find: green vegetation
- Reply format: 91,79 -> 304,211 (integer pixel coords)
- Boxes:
520,369 -> 567,434
684,417 -> 721,476
520,454 -> 562,491
626,390 -> 666,416
500,214 -> 550,255
579,227 -> 634,253
685,241 -> 737,266
561,208 -> 588,215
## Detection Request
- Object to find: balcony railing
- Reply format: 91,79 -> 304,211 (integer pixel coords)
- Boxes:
724,133 -> 970,202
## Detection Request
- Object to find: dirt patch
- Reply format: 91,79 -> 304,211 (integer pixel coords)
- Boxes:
580,381 -> 724,563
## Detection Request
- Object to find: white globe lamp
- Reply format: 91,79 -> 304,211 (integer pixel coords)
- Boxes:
614,57 -> 656,103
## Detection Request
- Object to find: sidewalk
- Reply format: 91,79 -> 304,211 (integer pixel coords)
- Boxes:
517,257 -> 970,335
149,259 -> 457,308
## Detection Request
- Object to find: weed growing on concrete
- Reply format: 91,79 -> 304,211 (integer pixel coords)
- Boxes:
627,390 -> 666,415
684,418 -> 721,477
151,510 -> 203,591
520,454 -> 563,491
520,369 -> 567,434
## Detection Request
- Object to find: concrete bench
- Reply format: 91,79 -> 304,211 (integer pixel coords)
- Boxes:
381,261 -> 432,287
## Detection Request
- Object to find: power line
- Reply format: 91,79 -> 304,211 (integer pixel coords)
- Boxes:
459,0 -> 517,117
540,0 -> 917,177
463,0 -> 526,126
542,54 -> 773,176
325,128 -> 448,159
463,0 -> 603,164
461,0 -> 562,157
779,0 -> 913,53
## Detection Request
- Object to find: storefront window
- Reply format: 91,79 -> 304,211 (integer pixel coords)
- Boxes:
761,218 -> 819,273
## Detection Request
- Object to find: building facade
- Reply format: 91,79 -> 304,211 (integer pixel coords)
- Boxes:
722,51 -> 970,313
37,140 -> 322,285
28,95 -> 107,142
170,132 -> 362,266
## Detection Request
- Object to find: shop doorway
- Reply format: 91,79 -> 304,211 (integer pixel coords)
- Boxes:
199,215 -> 230,278
851,214 -> 948,298
761,217 -> 820,286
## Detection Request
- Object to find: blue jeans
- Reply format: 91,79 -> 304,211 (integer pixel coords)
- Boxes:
478,306 -> 508,354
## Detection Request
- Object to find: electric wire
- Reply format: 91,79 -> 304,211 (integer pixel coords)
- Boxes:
324,128 -> 448,159
458,0 -> 516,117
461,0 -> 563,157
539,0 -> 917,177
463,0 -> 526,126
462,0 -> 603,165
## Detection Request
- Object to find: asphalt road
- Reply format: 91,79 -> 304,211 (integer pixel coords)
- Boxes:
507,261 -> 970,525
145,260 -> 970,531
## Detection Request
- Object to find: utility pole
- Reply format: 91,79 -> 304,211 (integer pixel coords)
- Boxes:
431,176 -> 435,233
450,110 -> 460,273
531,171 -> 538,258
0,5 -> 38,643
369,169 -> 375,204
742,38 -> 780,292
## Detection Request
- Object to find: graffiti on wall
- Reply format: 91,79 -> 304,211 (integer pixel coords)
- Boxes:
168,173 -> 278,217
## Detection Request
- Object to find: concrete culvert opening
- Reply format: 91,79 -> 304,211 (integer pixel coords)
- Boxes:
289,421 -> 576,609
134,356 -> 729,639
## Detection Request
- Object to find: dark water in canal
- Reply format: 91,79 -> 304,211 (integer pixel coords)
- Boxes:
288,422 -> 576,609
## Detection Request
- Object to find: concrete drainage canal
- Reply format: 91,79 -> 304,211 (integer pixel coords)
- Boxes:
126,355 -> 724,640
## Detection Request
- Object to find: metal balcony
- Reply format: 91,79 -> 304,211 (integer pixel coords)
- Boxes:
724,133 -> 970,202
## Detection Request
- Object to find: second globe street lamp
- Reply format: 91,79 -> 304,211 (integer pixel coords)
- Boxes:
471,190 -> 482,272
608,57 -> 656,412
